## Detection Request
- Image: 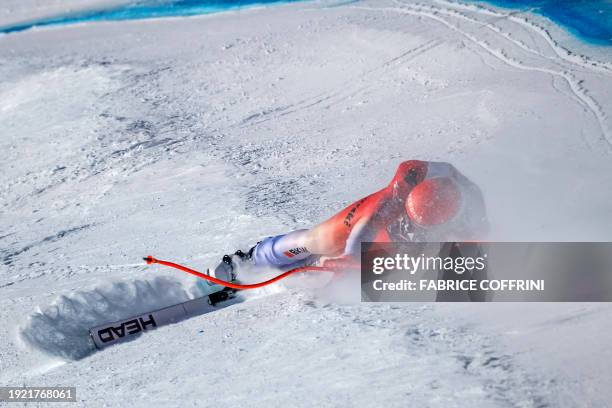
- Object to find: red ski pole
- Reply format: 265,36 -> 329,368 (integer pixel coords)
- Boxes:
144,255 -> 345,290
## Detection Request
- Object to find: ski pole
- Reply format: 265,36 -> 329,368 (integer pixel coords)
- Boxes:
144,256 -> 340,290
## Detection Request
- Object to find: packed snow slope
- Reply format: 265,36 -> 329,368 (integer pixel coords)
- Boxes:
1,0 -> 611,406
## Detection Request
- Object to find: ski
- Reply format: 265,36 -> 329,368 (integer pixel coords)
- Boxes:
89,287 -> 238,350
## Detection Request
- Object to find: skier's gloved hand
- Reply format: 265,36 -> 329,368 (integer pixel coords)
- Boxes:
321,256 -> 360,271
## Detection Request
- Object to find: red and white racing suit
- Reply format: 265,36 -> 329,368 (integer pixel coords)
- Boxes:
251,160 -> 488,269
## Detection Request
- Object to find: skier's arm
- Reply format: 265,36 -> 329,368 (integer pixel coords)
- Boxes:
308,218 -> 377,271
343,217 -> 377,258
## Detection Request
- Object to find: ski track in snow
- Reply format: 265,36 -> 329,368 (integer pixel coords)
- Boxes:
360,0 -> 612,147
433,0 -> 612,74
26,292 -> 555,407
0,0 -> 611,406
19,276 -> 210,360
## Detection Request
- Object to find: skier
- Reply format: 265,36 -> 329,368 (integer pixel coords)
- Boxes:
214,160 -> 488,281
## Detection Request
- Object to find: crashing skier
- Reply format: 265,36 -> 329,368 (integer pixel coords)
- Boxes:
214,160 -> 488,282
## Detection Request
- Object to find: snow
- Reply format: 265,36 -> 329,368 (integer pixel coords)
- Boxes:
20,276 -> 206,360
0,0 -> 132,28
1,0 -> 611,406
27,293 -> 563,407
440,302 -> 612,406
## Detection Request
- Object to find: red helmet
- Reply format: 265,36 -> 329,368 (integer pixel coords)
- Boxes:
406,177 -> 461,227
